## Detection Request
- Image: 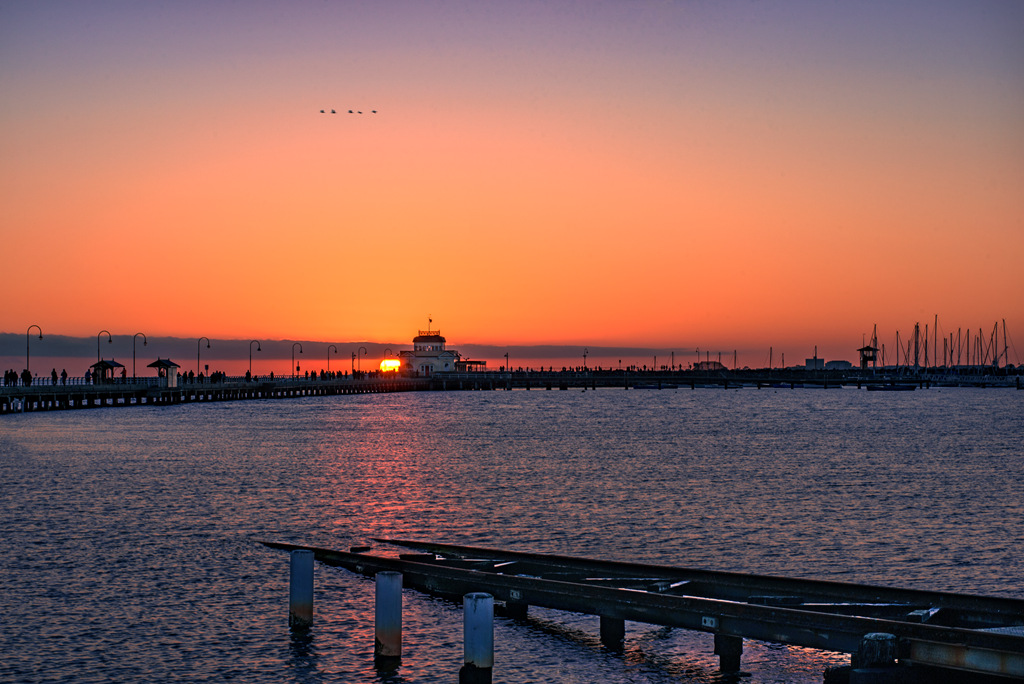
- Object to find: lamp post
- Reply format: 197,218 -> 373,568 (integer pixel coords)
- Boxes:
351,351 -> 356,374
198,337 -> 210,377
98,330 -> 112,362
250,340 -> 261,377
504,352 -> 509,373
133,332 -> 147,381
292,343 -> 303,379
26,325 -> 42,376
357,346 -> 367,372
327,345 -> 337,373
583,348 -> 588,370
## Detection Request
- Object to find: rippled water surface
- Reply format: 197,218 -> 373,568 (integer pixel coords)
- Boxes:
2,387 -> 1021,683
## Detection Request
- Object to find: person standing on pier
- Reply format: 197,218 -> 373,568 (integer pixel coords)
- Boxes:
60,369 -> 67,385
51,369 -> 58,385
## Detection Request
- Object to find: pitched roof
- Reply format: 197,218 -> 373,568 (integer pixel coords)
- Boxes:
90,359 -> 125,370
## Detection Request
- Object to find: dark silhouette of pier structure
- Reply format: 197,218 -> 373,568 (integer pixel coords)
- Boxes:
2,366 -> 1021,414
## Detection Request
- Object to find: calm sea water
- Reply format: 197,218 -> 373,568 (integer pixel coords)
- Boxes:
1,387 -> 1021,683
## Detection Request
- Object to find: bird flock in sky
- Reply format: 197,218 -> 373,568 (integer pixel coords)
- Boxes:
320,109 -> 377,114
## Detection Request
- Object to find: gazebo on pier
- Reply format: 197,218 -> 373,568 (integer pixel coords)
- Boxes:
147,358 -> 181,388
857,344 -> 879,371
89,359 -> 125,384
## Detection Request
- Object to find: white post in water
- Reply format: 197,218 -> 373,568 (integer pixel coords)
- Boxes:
288,549 -> 314,629
460,592 -> 494,684
374,571 -> 403,662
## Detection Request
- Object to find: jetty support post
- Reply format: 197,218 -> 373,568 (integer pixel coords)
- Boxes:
600,616 -> 625,651
288,549 -> 314,629
714,633 -> 743,673
502,588 -> 528,619
374,571 -> 403,666
460,592 -> 494,684
850,632 -> 899,683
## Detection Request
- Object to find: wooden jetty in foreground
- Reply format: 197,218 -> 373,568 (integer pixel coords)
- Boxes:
262,539 -> 1024,682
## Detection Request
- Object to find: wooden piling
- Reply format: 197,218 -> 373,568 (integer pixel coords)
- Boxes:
600,616 -> 625,650
714,634 -> 743,672
850,632 -> 899,683
460,592 -> 493,684
288,549 -> 314,629
374,571 -> 403,663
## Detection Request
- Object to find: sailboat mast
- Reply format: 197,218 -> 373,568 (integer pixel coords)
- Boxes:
872,324 -> 878,369
1003,319 -> 1009,370
924,323 -> 929,370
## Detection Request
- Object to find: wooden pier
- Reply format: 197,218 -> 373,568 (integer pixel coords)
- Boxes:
262,539 -> 1024,682
429,369 -> 1022,392
0,376 -> 430,414
3,367 -> 1020,414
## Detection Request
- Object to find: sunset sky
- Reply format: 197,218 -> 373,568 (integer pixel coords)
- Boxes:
3,1 -> 1022,365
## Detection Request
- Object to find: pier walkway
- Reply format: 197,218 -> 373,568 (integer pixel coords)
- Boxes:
430,368 -> 1022,391
0,376 -> 430,414
3,368 -> 1020,414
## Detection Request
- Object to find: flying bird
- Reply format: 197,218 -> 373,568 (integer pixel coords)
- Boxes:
321,108 -> 379,115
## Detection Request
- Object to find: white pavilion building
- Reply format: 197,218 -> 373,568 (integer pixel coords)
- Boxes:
399,328 -> 460,376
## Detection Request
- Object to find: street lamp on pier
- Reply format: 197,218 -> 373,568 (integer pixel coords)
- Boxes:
98,330 -> 112,362
26,325 -> 42,376
133,332 -> 147,381
583,348 -> 588,370
356,346 -> 367,372
327,345 -> 337,373
249,340 -> 261,377
504,352 -> 509,373
292,342 -> 303,379
198,337 -> 210,377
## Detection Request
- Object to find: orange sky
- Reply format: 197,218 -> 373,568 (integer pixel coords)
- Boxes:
2,2 -> 1022,364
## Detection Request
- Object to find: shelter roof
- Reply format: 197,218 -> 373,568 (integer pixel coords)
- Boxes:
147,358 -> 181,369
90,359 -> 125,370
